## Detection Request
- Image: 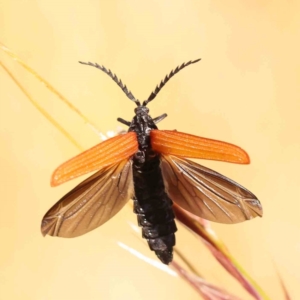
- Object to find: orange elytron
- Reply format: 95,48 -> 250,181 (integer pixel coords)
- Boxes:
42,59 -> 262,264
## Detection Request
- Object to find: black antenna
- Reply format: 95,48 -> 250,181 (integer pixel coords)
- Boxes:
79,61 -> 141,106
143,58 -> 201,106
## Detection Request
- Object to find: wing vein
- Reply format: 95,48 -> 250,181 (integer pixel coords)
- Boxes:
42,160 -> 134,237
160,155 -> 262,224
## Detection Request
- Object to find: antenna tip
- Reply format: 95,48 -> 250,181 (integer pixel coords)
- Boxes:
79,61 -> 90,66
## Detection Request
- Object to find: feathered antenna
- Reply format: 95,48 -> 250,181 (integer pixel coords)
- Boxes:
143,58 -> 201,106
79,61 -> 141,106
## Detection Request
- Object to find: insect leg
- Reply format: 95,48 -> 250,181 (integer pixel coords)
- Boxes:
117,118 -> 131,126
153,113 -> 167,124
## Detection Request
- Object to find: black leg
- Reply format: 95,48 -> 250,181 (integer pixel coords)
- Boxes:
153,113 -> 167,124
117,118 -> 131,126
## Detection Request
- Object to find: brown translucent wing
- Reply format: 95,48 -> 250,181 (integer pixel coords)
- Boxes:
161,155 -> 262,223
42,159 -> 134,237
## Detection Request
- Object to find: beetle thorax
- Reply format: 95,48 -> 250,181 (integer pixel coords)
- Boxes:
128,105 -> 157,153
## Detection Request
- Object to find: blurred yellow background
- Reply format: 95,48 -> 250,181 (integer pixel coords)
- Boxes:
1,1 -> 299,299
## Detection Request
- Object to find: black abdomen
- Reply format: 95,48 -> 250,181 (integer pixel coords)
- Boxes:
132,154 -> 177,264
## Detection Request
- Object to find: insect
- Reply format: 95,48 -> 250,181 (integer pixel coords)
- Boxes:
41,59 -> 263,264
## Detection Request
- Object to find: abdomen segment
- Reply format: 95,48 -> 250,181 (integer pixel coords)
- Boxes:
132,155 -> 177,264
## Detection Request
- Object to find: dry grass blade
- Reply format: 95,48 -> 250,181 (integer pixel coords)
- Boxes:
119,238 -> 242,300
0,42 -> 102,137
171,261 -> 242,300
173,203 -> 270,300
274,266 -> 292,300
0,60 -> 83,151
